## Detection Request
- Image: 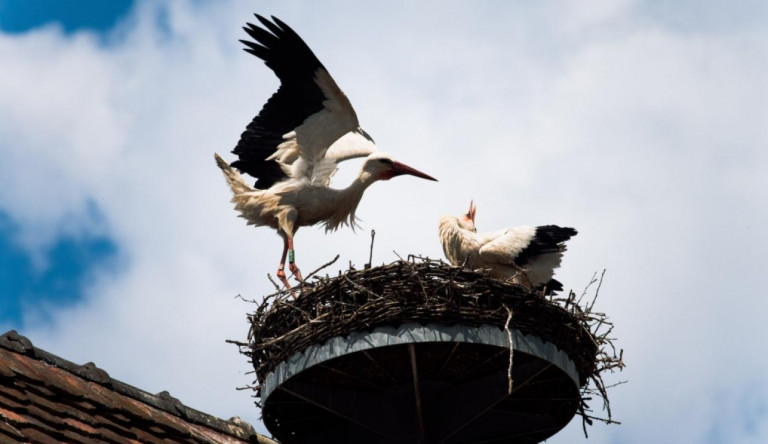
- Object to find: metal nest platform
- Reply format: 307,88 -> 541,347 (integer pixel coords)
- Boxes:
233,257 -> 624,443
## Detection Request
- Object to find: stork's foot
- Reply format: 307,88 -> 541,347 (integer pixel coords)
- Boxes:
276,269 -> 292,290
289,262 -> 304,284
276,266 -> 303,299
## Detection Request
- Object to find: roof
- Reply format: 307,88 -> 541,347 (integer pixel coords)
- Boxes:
0,330 -> 277,444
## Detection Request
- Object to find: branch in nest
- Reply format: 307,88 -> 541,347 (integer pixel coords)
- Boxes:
305,254 -> 340,281
365,229 -> 376,269
266,273 -> 281,292
504,306 -> 514,394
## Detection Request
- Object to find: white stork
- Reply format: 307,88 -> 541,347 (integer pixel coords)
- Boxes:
438,201 -> 577,293
215,15 -> 437,290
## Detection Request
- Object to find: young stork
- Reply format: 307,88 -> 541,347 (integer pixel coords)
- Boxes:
438,201 -> 577,293
215,15 -> 437,290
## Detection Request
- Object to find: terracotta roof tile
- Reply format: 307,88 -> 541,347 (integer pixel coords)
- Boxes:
0,417 -> 26,441
0,330 -> 277,444
63,417 -> 99,436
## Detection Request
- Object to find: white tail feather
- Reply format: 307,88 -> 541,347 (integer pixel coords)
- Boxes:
214,153 -> 253,195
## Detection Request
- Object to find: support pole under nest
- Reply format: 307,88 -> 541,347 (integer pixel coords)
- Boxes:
409,343 -> 426,444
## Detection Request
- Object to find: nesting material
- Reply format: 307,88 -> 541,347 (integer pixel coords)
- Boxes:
235,256 -> 624,430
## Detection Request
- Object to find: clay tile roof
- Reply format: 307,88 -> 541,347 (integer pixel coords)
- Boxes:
0,330 -> 277,444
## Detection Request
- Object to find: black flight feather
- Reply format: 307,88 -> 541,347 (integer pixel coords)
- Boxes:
231,15 -> 328,189
515,225 -> 578,265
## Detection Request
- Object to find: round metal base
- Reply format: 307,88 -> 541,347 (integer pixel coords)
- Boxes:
262,323 -> 580,444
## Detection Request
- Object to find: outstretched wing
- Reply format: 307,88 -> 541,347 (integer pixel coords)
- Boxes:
231,15 -> 362,189
308,128 -> 377,186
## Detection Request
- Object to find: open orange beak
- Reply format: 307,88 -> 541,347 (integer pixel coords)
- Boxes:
465,200 -> 476,223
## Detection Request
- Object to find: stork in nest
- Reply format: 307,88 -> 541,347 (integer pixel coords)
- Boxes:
438,201 -> 576,294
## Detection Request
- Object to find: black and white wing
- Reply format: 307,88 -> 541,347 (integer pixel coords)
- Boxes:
515,226 -> 578,265
310,128 -> 377,186
476,227 -> 537,265
478,225 -> 577,266
230,15 -> 375,188
478,225 -> 577,293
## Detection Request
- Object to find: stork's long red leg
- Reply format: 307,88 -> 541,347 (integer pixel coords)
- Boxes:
287,238 -> 304,284
276,237 -> 292,290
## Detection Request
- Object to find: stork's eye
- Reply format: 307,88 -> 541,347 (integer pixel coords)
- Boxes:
378,158 -> 394,166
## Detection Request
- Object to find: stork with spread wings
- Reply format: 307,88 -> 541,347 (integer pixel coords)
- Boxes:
215,15 -> 437,291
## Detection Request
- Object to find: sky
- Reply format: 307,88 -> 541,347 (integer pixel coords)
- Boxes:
0,0 -> 767,442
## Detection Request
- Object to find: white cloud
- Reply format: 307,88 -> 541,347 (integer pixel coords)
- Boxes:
1,0 -> 767,441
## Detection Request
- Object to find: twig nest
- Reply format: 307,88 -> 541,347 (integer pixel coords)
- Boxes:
240,256 -> 623,434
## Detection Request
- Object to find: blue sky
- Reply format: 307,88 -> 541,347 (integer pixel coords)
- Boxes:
1,1 -> 767,443
0,208 -> 117,327
0,1 -> 129,327
0,0 -> 133,34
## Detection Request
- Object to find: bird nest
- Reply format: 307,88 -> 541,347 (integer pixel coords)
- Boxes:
231,256 -> 624,432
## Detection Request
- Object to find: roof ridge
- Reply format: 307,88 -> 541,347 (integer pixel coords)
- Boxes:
0,330 -> 269,443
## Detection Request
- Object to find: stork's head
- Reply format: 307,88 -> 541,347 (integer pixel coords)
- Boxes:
458,200 -> 477,232
362,153 -> 438,183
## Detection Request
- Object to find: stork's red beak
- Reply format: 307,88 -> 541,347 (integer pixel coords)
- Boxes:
392,161 -> 438,181
465,200 -> 476,223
